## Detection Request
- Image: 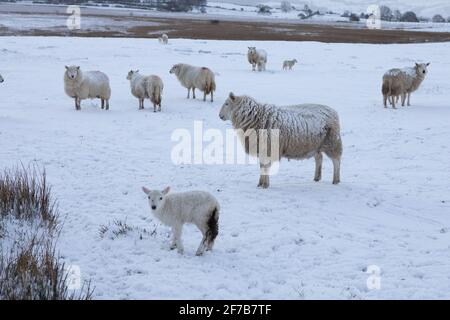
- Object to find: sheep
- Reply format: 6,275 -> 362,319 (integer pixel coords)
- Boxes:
0,74 -> 4,83
169,63 -> 216,102
127,70 -> 163,112
401,62 -> 430,106
158,34 -> 168,44
382,63 -> 430,108
219,92 -> 343,188
283,59 -> 298,70
247,47 -> 267,72
64,65 -> 111,111
142,186 -> 220,256
381,69 -> 406,109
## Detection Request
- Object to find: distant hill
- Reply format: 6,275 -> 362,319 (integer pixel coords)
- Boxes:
218,0 -> 450,18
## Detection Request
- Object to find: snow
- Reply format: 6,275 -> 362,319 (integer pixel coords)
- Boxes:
1,36 -> 450,299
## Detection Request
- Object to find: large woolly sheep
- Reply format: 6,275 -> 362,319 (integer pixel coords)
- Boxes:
127,70 -> 163,112
64,66 -> 111,110
283,59 -> 298,70
142,186 -> 220,256
382,63 -> 429,108
169,63 -> 216,102
247,47 -> 267,72
219,93 -> 343,188
0,74 -> 4,83
158,34 -> 168,44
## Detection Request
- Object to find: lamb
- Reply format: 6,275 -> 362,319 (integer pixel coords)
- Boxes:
169,63 -> 216,102
219,92 -> 342,188
0,74 -> 4,83
142,186 -> 220,256
382,63 -> 430,108
158,34 -> 168,44
64,65 -> 111,111
283,59 -> 298,70
247,47 -> 267,72
127,70 -> 163,112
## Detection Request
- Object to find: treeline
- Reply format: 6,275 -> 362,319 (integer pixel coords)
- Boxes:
28,0 -> 207,12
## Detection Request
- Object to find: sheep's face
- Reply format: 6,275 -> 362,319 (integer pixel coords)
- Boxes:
219,92 -> 238,121
0,75 -> 3,83
126,70 -> 139,80
65,66 -> 80,80
248,47 -> 256,55
142,187 -> 170,211
169,64 -> 180,75
293,59 -> 298,63
415,63 -> 430,76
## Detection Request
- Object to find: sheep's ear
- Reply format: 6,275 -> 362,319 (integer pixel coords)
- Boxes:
76,66 -> 80,70
136,70 -> 139,73
426,62 -> 430,66
65,65 -> 69,70
162,186 -> 170,195
415,63 -> 419,68
142,187 -> 151,195
229,92 -> 236,101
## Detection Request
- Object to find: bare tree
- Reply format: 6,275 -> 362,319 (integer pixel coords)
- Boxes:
401,11 -> 419,23
432,14 -> 446,23
379,5 -> 393,21
280,1 -> 292,13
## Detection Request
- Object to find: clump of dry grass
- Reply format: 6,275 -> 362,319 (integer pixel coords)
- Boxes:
0,166 -> 58,231
99,219 -> 156,240
0,166 -> 93,300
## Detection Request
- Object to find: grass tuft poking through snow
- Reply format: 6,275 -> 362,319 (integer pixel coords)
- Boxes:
0,166 -> 93,300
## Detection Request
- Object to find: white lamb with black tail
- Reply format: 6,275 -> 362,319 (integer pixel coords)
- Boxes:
142,187 -> 220,256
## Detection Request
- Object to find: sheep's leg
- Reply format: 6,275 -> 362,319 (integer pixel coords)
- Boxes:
392,96 -> 396,109
383,95 -> 388,108
173,225 -> 184,254
170,228 -> 177,250
407,93 -> 411,106
210,90 -> 214,102
101,99 -> 105,109
332,157 -> 341,185
75,97 -> 81,111
314,153 -> 323,182
105,99 -> 109,111
401,94 -> 406,107
153,102 -> 157,113
187,88 -> 190,99
203,90 -> 206,102
192,88 -> 196,99
196,234 -> 208,256
258,161 -> 271,188
140,99 -> 144,110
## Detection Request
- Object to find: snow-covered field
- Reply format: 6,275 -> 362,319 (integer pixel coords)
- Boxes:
1,36 -> 450,299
